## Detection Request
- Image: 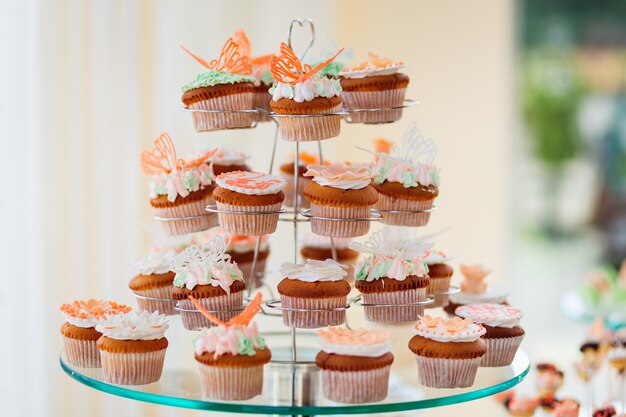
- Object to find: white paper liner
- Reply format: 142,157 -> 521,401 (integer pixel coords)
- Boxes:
155,194 -> 218,236
189,92 -> 256,131
254,91 -> 272,122
321,366 -> 391,403
132,285 -> 178,316
63,336 -> 101,368
426,277 -> 452,308
361,287 -> 427,323
342,88 -> 406,124
274,104 -> 342,142
414,355 -> 482,388
237,257 -> 268,289
279,294 -> 347,328
100,348 -> 167,385
196,362 -> 264,400
281,172 -> 312,209
310,203 -> 372,238
215,201 -> 282,236
177,291 -> 244,331
482,334 -> 525,367
375,193 -> 435,226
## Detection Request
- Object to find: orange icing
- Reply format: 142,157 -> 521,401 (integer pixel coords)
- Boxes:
297,152 -> 318,165
304,163 -> 372,182
181,37 -> 252,75
459,263 -> 491,294
60,299 -> 131,319
270,42 -> 344,85
373,138 -> 394,153
318,327 -> 389,345
188,292 -> 262,327
141,133 -> 216,175
344,52 -> 404,72
419,315 -> 475,334
218,171 -> 282,190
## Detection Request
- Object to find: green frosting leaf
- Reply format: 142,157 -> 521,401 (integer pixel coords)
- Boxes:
371,260 -> 392,279
182,171 -> 199,191
173,272 -> 187,288
318,61 -> 345,78
182,70 -> 255,92
356,259 -> 371,281
401,171 -> 417,188
238,336 -> 256,356
256,336 -> 267,350
260,70 -> 274,86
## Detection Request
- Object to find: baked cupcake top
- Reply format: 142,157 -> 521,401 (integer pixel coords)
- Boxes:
413,315 -> 486,343
60,299 -> 131,328
507,397 -> 539,415
181,37 -> 255,92
422,250 -> 451,265
300,233 -> 353,250
204,228 -> 269,253
455,304 -> 523,328
141,133 -> 216,203
304,163 -> 373,190
96,311 -> 168,341
370,122 -> 440,188
233,29 -> 275,87
269,43 -> 343,103
215,170 -> 286,196
449,263 -> 510,305
340,52 -> 405,79
280,259 -> 347,283
318,327 -> 391,357
170,235 -> 244,294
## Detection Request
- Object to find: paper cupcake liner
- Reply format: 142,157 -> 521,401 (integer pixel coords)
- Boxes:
189,92 -> 256,131
63,336 -> 101,368
253,91 -> 272,123
310,204 -> 372,238
132,286 -> 178,316
279,295 -> 347,328
321,366 -> 391,403
342,88 -> 406,124
178,292 -> 244,331
375,194 -> 435,227
414,355 -> 482,388
237,257 -> 268,289
426,277 -> 452,308
361,287 -> 427,323
155,195 -> 218,236
100,349 -> 167,385
197,362 -> 264,400
482,335 -> 525,367
274,104 -> 342,142
215,202 -> 282,236
281,173 -> 311,209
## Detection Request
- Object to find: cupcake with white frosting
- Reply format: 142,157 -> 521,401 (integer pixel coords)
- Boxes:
316,327 -> 394,403
277,259 -> 351,328
96,311 -> 169,385
279,151 -> 319,209
300,233 -> 359,282
423,249 -> 454,308
129,249 -> 179,315
446,263 -> 509,316
207,147 -> 251,176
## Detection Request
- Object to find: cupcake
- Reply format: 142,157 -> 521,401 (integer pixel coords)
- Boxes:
423,249 -> 454,308
592,406 -> 616,417
352,231 -> 430,322
60,299 -> 131,368
190,292 -> 271,400
506,397 -> 540,417
269,43 -> 343,142
550,399 -> 580,417
207,147 -> 251,176
170,235 -> 246,330
129,248 -> 178,315
316,327 -> 393,403
300,233 -> 359,282
370,122 -> 440,226
445,263 -> 510,316
213,170 -> 286,236
456,303 -> 525,367
536,363 -> 564,398
279,151 -> 319,208
339,52 -> 409,124
277,259 -> 350,328
408,315 -> 487,388
303,163 -> 378,237
141,133 -> 218,236
181,37 -> 256,131
96,311 -> 169,385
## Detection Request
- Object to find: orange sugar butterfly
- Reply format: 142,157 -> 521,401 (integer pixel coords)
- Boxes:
270,42 -> 344,85
233,29 -> 274,66
188,292 -> 263,327
180,37 -> 252,75
140,133 -> 216,175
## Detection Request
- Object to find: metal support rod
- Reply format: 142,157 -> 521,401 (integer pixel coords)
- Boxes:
293,141 -> 300,264
268,120 -> 279,175
246,236 -> 262,299
316,141 -> 338,261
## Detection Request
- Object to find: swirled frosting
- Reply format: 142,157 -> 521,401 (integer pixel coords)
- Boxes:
373,156 -> 439,188
194,322 -> 267,359
269,75 -> 342,103
281,259 -> 347,282
300,233 -> 353,250
414,315 -> 486,343
423,250 -> 451,265
96,311 -> 169,340
455,304 -> 522,328
507,397 -> 539,415
216,171 -> 286,196
551,399 -> 580,417
60,299 -> 131,328
355,255 -> 428,282
318,327 -> 392,357
182,70 -> 255,92
304,163 -> 372,190
149,164 -> 213,203
203,228 -> 269,254
340,53 -> 405,79
132,250 -> 178,275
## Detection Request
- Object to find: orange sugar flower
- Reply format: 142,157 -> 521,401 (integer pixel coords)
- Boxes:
373,138 -> 394,154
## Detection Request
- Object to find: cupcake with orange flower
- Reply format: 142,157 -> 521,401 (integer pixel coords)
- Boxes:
445,263 -> 510,316
269,43 -> 343,141
280,151 -> 320,208
181,37 -> 256,131
60,299 -> 131,368
141,133 -> 218,236
340,52 -> 409,124
408,315 -> 487,388
303,163 -> 378,237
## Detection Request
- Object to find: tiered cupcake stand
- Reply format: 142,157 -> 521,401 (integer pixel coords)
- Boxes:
60,18 -> 529,416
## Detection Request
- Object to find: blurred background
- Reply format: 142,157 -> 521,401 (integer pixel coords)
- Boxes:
1,0 -> 625,416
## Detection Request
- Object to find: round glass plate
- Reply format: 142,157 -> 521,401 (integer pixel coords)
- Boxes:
60,322 -> 529,415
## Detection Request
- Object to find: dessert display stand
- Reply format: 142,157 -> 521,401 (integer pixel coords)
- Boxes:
60,18 -> 529,416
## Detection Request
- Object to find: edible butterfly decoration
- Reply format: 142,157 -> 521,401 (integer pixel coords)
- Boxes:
270,42 -> 344,85
180,37 -> 252,75
232,29 -> 274,66
140,133 -> 216,174
189,292 -> 263,327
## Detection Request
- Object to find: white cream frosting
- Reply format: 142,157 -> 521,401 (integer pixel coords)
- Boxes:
423,250 -> 451,265
65,316 -> 99,328
211,148 -> 250,166
215,171 -> 286,196
229,236 -> 269,254
455,304 -> 522,328
340,63 -> 405,79
280,259 -> 347,283
320,340 -> 391,357
132,250 -> 177,275
413,315 -> 486,343
300,234 -> 353,250
96,311 -> 169,341
270,76 -> 342,103
449,284 -> 510,305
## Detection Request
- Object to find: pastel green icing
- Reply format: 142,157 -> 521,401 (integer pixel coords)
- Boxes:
173,272 -> 187,288
182,70 -> 255,92
237,335 -> 267,356
260,70 -> 274,86
183,171 -> 199,190
318,61 -> 345,78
